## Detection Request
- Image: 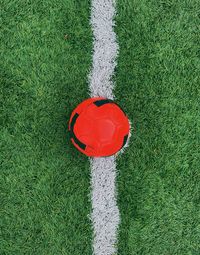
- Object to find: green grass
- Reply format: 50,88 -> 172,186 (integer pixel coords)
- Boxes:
0,1 -> 92,254
116,0 -> 200,254
1,0 -> 200,255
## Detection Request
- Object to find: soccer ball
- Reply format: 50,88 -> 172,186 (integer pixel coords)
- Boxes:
69,97 -> 130,157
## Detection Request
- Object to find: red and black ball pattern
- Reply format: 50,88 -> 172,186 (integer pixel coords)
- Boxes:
69,97 -> 130,157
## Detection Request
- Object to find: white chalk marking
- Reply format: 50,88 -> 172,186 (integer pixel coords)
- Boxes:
89,0 -> 120,254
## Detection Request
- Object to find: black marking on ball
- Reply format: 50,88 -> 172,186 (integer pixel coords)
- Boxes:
71,134 -> 86,150
70,113 -> 79,131
93,99 -> 114,107
93,99 -> 127,117
122,134 -> 128,148
70,113 -> 86,150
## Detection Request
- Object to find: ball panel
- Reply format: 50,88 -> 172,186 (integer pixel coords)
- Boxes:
74,115 -> 98,149
74,115 -> 94,136
94,119 -> 116,143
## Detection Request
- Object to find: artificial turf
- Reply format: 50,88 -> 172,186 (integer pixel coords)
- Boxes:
0,1 -> 93,254
115,0 -> 200,254
1,0 -> 200,255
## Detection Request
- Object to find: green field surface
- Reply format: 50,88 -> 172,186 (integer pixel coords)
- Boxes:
1,1 -> 92,254
1,0 -> 200,255
116,0 -> 200,254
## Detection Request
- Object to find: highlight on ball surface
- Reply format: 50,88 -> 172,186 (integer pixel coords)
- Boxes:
69,97 -> 130,157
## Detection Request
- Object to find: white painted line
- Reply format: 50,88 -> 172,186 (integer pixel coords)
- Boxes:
89,0 -> 118,100
90,157 -> 120,255
89,0 -> 120,254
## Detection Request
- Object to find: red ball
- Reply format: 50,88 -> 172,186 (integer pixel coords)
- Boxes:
69,97 -> 130,157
